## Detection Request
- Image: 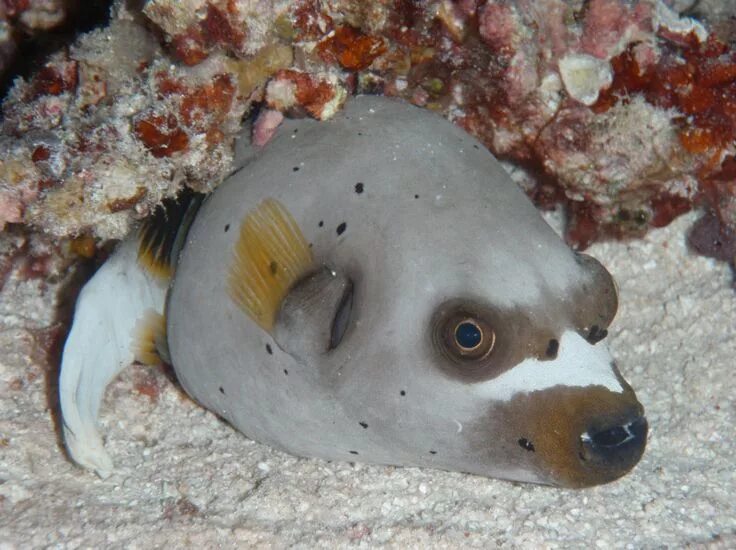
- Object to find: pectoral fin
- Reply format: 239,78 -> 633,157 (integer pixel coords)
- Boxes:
227,198 -> 315,331
228,199 -> 353,359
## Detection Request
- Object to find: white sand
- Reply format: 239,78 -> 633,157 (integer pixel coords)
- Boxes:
1,211 -> 735,548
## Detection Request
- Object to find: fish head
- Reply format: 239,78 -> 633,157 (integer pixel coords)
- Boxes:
327,208 -> 646,488
169,95 -> 646,488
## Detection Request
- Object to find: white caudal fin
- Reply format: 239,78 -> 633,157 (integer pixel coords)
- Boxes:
59,238 -> 167,477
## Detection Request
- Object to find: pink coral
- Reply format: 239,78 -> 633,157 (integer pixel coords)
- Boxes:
252,109 -> 284,148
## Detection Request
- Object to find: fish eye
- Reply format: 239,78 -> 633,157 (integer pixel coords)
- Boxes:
454,320 -> 482,350
436,311 -> 496,363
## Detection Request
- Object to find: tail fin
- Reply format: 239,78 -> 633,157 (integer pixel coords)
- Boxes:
60,191 -> 202,477
59,238 -> 167,477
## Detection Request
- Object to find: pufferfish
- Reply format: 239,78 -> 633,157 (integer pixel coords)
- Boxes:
59,95 -> 647,488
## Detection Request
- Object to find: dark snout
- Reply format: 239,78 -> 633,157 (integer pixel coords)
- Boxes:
579,415 -> 648,482
502,384 -> 648,488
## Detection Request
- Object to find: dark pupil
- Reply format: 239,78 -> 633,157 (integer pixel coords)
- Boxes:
455,322 -> 482,350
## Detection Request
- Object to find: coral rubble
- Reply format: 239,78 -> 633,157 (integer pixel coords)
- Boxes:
0,0 -> 735,268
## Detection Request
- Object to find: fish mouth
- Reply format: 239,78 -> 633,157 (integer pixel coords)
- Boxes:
578,415 -> 648,476
486,383 -> 648,488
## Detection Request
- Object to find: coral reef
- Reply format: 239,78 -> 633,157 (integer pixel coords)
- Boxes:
0,0 -> 735,268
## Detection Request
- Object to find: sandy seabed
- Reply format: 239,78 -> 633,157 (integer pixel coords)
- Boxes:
0,211 -> 734,548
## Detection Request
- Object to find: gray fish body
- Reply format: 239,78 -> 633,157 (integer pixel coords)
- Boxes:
166,96 -> 646,487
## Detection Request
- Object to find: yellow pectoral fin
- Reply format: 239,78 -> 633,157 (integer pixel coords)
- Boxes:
228,198 -> 315,331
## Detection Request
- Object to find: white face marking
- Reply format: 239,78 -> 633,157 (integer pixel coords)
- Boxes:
475,330 -> 624,402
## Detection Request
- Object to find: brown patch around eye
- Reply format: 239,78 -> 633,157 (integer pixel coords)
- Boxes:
430,299 -> 570,383
430,300 -> 525,383
430,299 -> 586,382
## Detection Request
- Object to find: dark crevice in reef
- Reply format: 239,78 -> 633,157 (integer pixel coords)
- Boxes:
1,0 -> 114,99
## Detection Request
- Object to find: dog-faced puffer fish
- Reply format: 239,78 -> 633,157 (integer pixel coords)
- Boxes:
59,95 -> 647,488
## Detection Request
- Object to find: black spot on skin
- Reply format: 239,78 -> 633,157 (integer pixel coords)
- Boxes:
293,166 -> 300,172
349,450 -> 359,455
219,386 -> 225,394
429,450 -> 437,455
224,224 -> 230,233
518,438 -> 535,452
355,182 -> 364,194
266,344 -> 273,355
318,220 -> 324,228
336,222 -> 347,236
587,325 -> 608,344
284,369 -> 289,376
358,132 -> 363,136
545,338 -> 559,359
414,194 -> 419,199
400,390 -> 406,396
269,261 -> 278,275
473,144 -> 479,150
359,421 -> 368,429
293,128 -> 298,134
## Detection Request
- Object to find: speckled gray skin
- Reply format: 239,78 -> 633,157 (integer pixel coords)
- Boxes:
168,96 -> 646,487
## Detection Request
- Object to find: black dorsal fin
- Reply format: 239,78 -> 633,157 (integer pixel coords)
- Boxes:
137,189 -> 204,280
